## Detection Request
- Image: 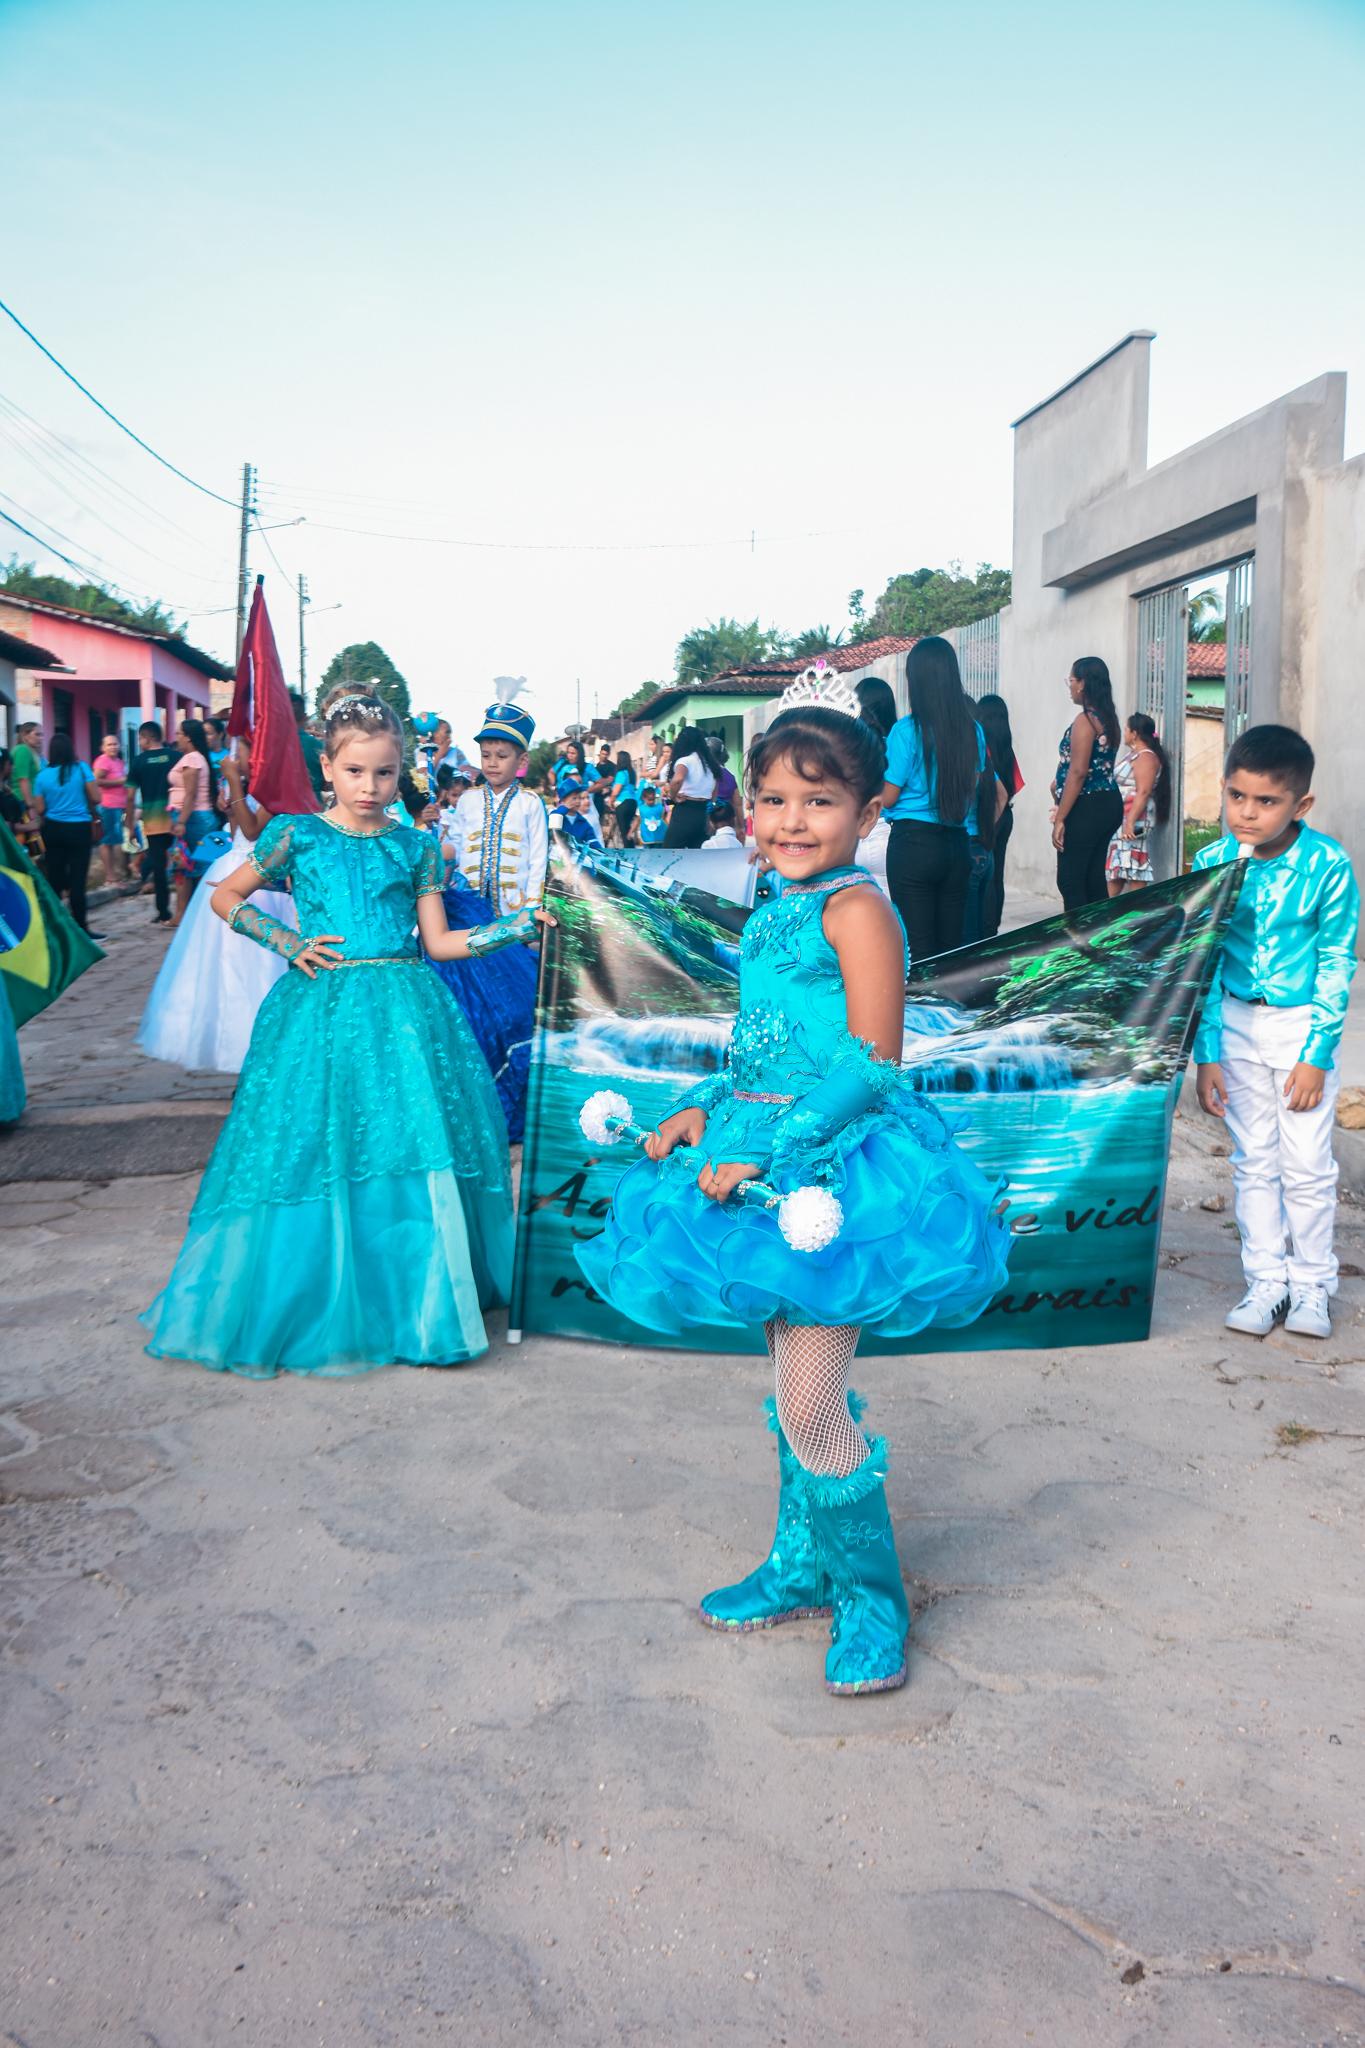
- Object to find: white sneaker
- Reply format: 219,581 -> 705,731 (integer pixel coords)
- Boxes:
1285,1286 -> 1331,1339
1225,1282 -> 1290,1336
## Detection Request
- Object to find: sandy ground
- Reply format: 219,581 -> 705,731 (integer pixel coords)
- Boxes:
2,892 -> 1363,2046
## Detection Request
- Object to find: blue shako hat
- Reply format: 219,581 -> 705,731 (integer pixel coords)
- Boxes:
475,703 -> 535,749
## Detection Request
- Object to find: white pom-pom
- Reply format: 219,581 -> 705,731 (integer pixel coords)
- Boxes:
777,1185 -> 843,1252
579,1088 -> 634,1146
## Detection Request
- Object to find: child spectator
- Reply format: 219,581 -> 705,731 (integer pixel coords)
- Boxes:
548,781 -> 603,847
638,784 -> 667,845
704,801 -> 742,849
1194,724 -> 1359,1340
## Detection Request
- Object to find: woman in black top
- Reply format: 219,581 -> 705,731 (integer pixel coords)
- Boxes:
1052,657 -> 1123,911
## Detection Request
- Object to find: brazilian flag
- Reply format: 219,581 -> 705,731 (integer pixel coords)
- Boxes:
0,817 -> 104,1027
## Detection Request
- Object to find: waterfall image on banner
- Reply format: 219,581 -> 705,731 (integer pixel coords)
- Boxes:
511,839 -> 1245,1355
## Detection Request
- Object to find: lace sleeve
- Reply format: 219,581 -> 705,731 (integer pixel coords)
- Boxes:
248,814 -> 297,884
415,832 -> 443,898
227,900 -> 308,962
669,1069 -> 731,1118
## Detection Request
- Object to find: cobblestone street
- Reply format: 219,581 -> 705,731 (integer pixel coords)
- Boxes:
3,898 -> 1364,2046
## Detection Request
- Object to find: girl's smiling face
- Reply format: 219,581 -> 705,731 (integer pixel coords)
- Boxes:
322,729 -> 402,826
750,750 -> 879,881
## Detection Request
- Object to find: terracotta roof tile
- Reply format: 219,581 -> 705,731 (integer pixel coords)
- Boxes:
1186,642 -> 1226,675
710,634 -> 921,682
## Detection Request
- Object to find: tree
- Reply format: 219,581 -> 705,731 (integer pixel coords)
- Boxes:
788,624 -> 845,658
1189,588 -> 1225,643
606,679 -> 664,723
852,563 -> 1011,642
318,641 -> 413,736
674,617 -> 784,688
0,555 -> 182,638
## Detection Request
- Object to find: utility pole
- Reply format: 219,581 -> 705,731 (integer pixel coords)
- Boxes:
297,573 -> 309,697
235,462 -> 257,663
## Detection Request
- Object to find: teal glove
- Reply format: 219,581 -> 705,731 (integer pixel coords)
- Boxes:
465,905 -> 540,957
767,1058 -> 887,1183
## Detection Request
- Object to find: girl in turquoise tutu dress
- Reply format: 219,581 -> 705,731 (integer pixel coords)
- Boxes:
142,694 -> 548,1379
578,680 -> 1008,1696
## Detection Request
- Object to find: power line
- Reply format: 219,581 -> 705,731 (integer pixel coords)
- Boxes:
0,491 -> 232,623
0,294 -> 239,508
282,515 -> 865,554
0,389 -> 223,555
0,409 -> 231,590
0,502 -> 119,585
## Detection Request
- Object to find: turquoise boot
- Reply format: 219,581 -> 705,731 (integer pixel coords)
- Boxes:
801,1435 -> 910,1695
699,1396 -> 844,1631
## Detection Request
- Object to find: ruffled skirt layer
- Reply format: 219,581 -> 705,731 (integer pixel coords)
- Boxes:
575,1088 -> 1008,1337
141,1169 -> 510,1376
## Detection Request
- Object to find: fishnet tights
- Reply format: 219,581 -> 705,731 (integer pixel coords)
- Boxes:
768,1317 -> 868,1478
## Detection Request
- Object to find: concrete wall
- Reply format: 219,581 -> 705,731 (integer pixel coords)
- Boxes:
1301,452 -> 1365,873
1004,334 -> 1356,900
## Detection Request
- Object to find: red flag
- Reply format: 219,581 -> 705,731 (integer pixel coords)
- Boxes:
226,578 -> 319,816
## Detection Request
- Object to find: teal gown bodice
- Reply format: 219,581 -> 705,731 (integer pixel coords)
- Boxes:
578,865 -> 1009,1336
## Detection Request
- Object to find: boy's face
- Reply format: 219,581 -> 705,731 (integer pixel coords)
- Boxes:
565,789 -> 587,812
1223,768 -> 1313,849
479,739 -> 524,788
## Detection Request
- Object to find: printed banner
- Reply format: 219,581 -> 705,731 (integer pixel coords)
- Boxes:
511,848 -> 1244,1354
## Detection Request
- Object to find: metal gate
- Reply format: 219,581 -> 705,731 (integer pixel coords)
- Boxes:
1224,556 -> 1254,741
1135,583 -> 1187,877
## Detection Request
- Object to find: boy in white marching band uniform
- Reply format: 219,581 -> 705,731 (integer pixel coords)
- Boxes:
443,703 -> 549,915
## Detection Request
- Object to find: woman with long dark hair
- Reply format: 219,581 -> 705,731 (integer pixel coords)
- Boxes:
881,637 -> 986,962
854,678 -> 897,890
1051,657 -> 1123,910
610,749 -> 640,847
1105,711 -> 1171,895
554,739 -> 587,795
169,718 -> 220,925
32,731 -> 99,932
975,693 -> 1020,936
663,724 -> 719,847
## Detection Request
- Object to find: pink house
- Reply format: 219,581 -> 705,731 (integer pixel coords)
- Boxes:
0,594 -> 232,757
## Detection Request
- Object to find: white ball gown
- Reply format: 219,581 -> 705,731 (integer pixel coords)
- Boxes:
137,812 -> 298,1074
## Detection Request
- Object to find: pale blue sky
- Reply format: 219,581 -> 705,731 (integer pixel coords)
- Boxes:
3,0 -> 1363,736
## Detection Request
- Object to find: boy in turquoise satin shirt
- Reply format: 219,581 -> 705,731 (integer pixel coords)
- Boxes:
1193,725 -> 1359,1340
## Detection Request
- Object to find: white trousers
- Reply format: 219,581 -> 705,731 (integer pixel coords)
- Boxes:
1220,997 -> 1341,1292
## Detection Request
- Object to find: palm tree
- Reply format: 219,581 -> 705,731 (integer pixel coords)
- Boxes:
788,625 -> 846,658
674,617 -> 781,687
1188,587 -> 1225,643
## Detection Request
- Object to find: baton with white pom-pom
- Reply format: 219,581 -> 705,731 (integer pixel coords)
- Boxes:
578,1089 -> 844,1253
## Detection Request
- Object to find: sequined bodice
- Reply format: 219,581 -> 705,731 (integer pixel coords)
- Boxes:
728,869 -> 900,1093
251,813 -> 441,958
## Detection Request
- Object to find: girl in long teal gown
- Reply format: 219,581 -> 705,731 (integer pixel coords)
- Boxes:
142,694 -> 546,1379
577,690 -> 1009,1697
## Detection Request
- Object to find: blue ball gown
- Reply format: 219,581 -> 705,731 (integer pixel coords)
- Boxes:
142,812 -> 514,1377
576,865 -> 1008,1336
424,881 -> 536,1144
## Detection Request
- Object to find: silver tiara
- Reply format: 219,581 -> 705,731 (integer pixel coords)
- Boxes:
328,694 -> 390,721
776,658 -> 859,718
